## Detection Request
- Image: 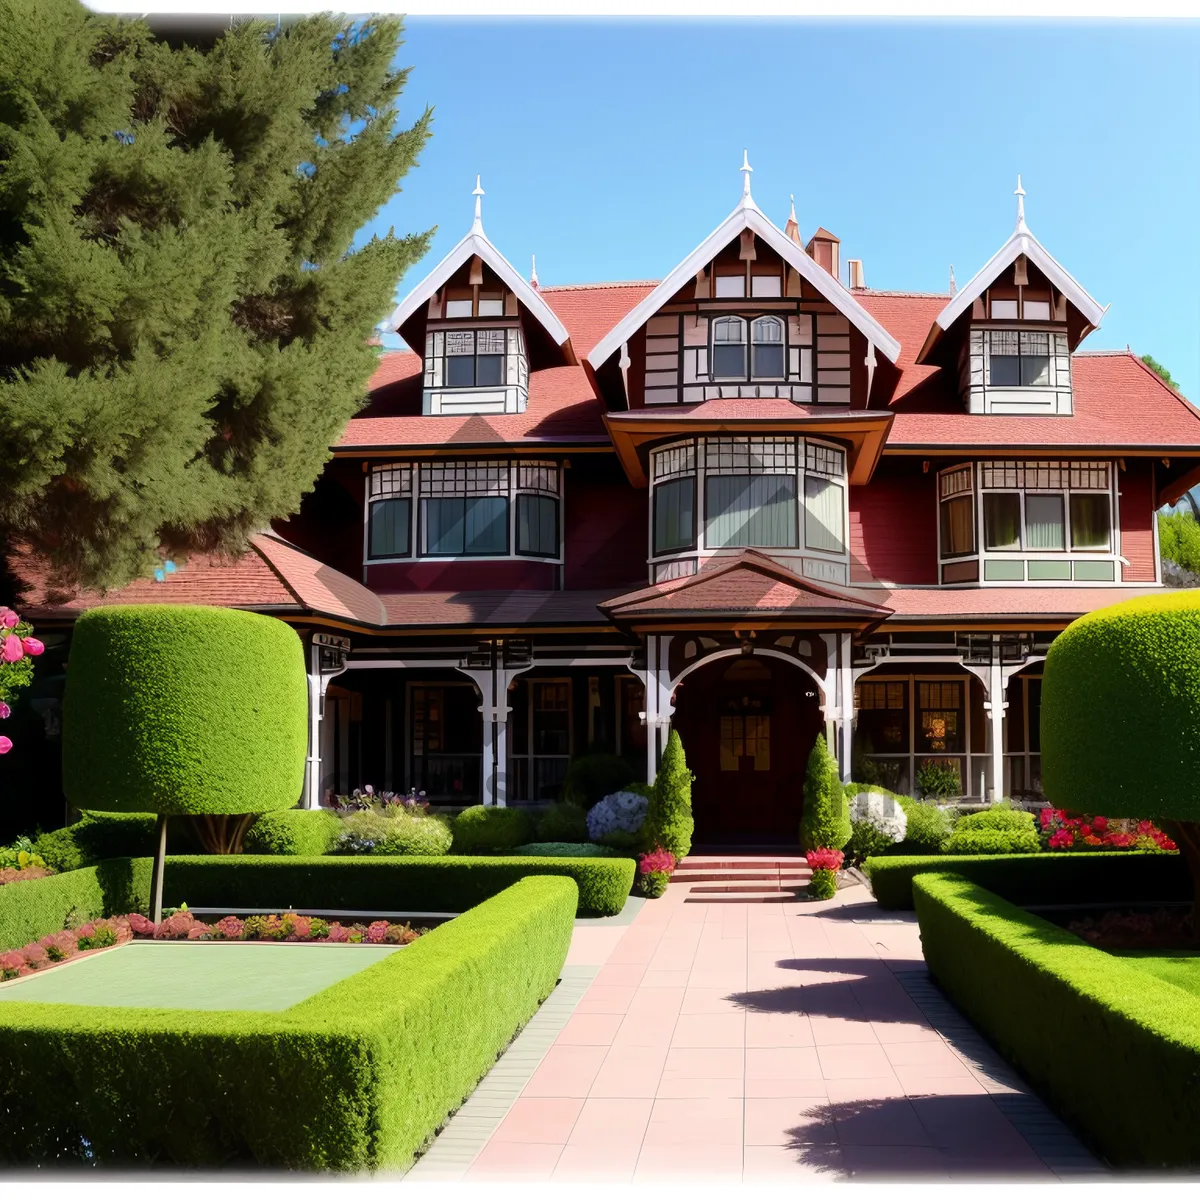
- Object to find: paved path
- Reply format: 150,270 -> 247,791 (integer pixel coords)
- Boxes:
413,879 -> 1100,1183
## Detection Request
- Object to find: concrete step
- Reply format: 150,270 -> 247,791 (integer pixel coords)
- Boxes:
683,893 -> 803,904
686,884 -> 804,895
672,871 -> 809,884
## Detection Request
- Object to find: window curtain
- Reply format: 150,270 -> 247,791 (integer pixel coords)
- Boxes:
1025,494 -> 1065,551
983,493 -> 1021,550
654,477 -> 695,554
369,498 -> 410,558
424,498 -> 464,555
1069,494 -> 1111,550
705,475 -> 797,549
517,494 -> 557,556
940,496 -> 975,556
803,476 -> 844,553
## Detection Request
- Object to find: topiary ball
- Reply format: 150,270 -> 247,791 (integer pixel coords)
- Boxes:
1042,591 -> 1200,823
63,604 -> 308,816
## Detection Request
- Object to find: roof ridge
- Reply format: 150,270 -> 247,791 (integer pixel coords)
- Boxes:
859,289 -> 951,299
540,280 -> 662,292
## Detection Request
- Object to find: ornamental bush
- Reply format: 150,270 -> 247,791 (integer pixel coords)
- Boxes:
535,801 -> 589,843
943,808 -> 1040,856
244,809 -> 342,857
450,806 -> 534,853
642,730 -> 695,859
333,808 -> 453,857
894,795 -> 953,855
586,790 -> 649,848
63,606 -> 309,819
33,812 -> 161,872
562,751 -> 638,809
800,735 -> 850,852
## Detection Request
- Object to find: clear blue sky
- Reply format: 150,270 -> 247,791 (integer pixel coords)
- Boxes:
360,19 -> 1200,401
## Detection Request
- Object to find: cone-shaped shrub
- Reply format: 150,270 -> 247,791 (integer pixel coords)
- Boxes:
800,734 -> 850,851
644,730 -> 695,859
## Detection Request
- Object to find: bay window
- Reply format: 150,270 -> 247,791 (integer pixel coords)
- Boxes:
938,466 -> 976,558
367,466 -> 412,560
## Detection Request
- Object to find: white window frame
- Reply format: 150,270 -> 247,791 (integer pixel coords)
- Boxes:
709,315 -> 790,383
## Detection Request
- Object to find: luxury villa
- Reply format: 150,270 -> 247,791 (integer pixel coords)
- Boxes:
17,162 -> 1200,843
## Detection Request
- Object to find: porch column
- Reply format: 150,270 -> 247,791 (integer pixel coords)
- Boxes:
642,635 -> 659,785
839,633 -> 855,783
986,639 -> 1006,803
656,633 -> 675,768
303,668 -> 323,809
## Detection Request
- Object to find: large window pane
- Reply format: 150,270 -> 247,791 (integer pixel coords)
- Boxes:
1021,355 -> 1050,386
517,494 -> 557,556
464,496 -> 508,554
1069,493 -> 1112,551
476,354 -> 504,386
803,475 -> 844,553
939,495 -> 975,556
706,475 -> 798,549
990,355 -> 1020,386
752,342 -> 784,378
425,497 -> 465,554
445,355 -> 475,387
654,477 -> 695,554
368,497 -> 411,559
983,493 -> 1021,550
712,343 -> 746,378
1025,494 -> 1065,551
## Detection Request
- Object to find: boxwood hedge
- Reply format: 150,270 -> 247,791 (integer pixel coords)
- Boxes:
0,875 -> 576,1169
913,872 -> 1200,1167
158,854 -> 634,917
865,850 -> 1190,910
243,809 -> 342,856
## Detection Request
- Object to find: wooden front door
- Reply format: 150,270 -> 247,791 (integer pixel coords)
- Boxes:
676,654 -> 822,843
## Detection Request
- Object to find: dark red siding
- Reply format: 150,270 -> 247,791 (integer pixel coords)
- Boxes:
1119,458 -> 1158,582
366,560 -> 557,593
850,457 -> 938,584
564,456 -> 649,589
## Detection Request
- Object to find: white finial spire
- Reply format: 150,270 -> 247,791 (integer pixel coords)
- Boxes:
530,253 -> 539,289
1014,173 -> 1027,232
784,192 -> 802,245
472,174 -> 485,231
739,149 -> 753,205
948,265 -> 957,296
789,193 -> 797,223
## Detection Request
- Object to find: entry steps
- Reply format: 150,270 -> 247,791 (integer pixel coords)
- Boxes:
673,854 -> 811,902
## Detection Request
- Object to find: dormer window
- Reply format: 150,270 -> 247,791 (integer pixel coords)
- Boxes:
712,317 -> 747,377
444,330 -> 506,388
711,316 -> 787,382
751,317 -> 785,378
987,331 -> 1050,387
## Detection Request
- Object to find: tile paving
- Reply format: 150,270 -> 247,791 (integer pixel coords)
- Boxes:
408,878 -> 1106,1182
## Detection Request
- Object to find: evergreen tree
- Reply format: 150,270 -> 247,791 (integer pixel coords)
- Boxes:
1141,354 -> 1179,391
0,3 -> 432,591
800,733 -> 850,852
644,729 -> 694,859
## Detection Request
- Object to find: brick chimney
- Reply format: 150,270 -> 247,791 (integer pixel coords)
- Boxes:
805,228 -> 840,278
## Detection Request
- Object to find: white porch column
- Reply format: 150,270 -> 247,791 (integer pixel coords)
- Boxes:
302,636 -> 348,808
457,660 -> 526,807
986,640 -> 1006,803
839,632 -> 855,783
642,635 -> 659,785
656,634 -> 675,766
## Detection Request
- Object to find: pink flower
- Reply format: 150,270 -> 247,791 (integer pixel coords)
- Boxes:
639,847 -> 676,875
1092,816 -> 1108,833
20,637 -> 43,657
0,737 -> 11,755
365,920 -> 389,944
806,847 -> 845,871
0,702 -> 10,719
0,609 -> 16,629
1,635 -> 23,663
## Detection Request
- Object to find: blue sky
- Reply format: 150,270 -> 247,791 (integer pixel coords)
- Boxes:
360,19 -> 1200,400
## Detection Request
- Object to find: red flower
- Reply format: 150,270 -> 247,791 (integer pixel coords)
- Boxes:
806,848 -> 845,872
1137,821 -> 1153,835
639,847 -> 676,875
1092,816 -> 1108,833
1,635 -> 23,663
20,637 -> 43,656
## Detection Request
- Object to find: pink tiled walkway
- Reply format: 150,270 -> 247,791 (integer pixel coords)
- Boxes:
466,881 -> 1058,1182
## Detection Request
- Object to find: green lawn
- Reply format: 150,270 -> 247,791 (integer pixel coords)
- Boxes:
1114,950 -> 1200,998
0,940 -> 399,1011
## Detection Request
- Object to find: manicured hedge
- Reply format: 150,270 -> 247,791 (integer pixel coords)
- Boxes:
0,875 -> 576,1169
865,850 -> 1190,910
913,872 -> 1200,1167
0,859 -> 151,951
33,812 -> 160,872
451,806 -> 534,853
158,854 -> 634,917
63,605 -> 308,815
244,809 -> 342,857
511,843 -> 621,858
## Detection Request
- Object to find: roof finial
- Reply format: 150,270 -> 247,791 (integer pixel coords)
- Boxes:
784,192 -> 802,245
739,149 -> 753,204
1014,173 -> 1027,232
472,174 -> 485,232
530,253 -> 539,290
948,264 -> 957,296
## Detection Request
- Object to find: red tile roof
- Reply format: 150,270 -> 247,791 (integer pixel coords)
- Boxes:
377,589 -> 618,629
338,283 -> 656,451
849,584 -> 1165,621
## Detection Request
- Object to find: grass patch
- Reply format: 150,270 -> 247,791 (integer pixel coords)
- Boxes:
1114,950 -> 1200,999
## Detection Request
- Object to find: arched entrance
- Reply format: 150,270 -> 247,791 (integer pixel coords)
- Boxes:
671,653 -> 824,843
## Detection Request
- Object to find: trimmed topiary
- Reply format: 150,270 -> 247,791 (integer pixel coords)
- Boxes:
33,812 -> 159,872
451,806 -> 534,854
562,752 -> 638,809
943,807 -> 1040,855
800,735 -> 850,852
535,801 -> 589,843
244,809 -> 343,857
643,730 -> 695,859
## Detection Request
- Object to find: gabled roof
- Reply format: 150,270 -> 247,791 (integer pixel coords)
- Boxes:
585,189 -> 901,380
387,188 -> 575,364
601,549 -> 893,631
916,206 -> 1106,365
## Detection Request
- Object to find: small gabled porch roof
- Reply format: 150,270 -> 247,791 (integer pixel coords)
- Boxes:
600,549 -> 894,633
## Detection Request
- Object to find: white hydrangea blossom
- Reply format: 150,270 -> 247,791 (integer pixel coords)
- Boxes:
586,790 -> 649,841
849,791 -> 908,843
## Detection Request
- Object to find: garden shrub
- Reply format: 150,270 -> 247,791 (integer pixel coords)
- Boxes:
333,809 -> 453,857
916,757 -> 962,799
913,872 -> 1200,1167
511,842 -> 619,858
159,854 -> 634,917
865,850 -> 1191,910
843,789 -> 907,866
894,794 -> 953,855
244,809 -> 342,857
33,811 -> 160,872
586,790 -> 648,848
845,820 -> 897,867
800,735 -> 850,852
562,751 -> 638,809
635,848 -> 676,899
642,730 -> 695,859
943,807 -> 1039,855
535,801 -> 589,843
806,848 -> 843,899
63,606 -> 309,818
0,876 -> 577,1169
450,806 -> 534,853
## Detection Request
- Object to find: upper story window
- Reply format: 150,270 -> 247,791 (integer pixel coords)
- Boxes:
937,460 -> 1117,585
365,460 -> 560,562
444,330 -> 506,388
444,288 -> 505,318
710,316 -> 787,382
649,436 -> 848,578
987,330 -> 1050,387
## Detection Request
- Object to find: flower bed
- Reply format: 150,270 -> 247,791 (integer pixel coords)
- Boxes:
1040,807 -> 1177,852
806,848 -> 844,899
0,909 -> 426,981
